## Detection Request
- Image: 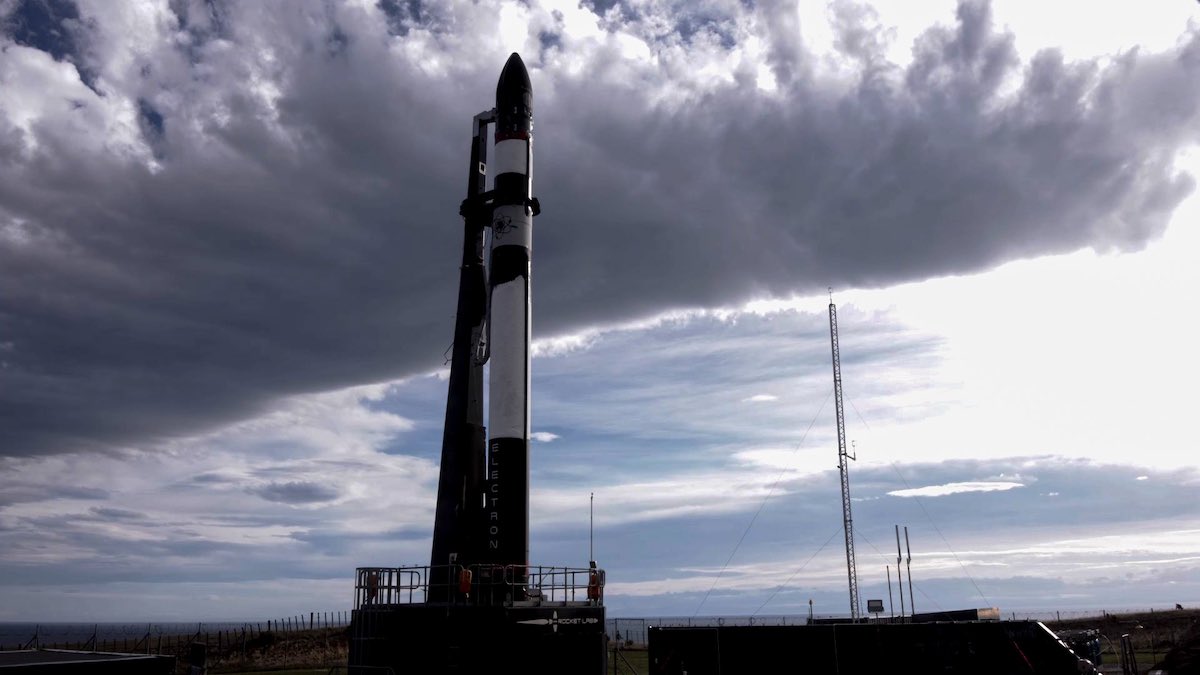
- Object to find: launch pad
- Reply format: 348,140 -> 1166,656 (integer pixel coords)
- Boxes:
349,565 -> 605,674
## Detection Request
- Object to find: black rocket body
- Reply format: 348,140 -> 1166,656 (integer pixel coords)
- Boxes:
429,53 -> 534,591
486,53 -> 534,573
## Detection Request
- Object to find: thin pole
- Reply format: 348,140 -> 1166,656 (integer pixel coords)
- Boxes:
895,525 -> 905,619
589,492 -> 594,562
886,566 -> 894,619
905,526 -> 915,617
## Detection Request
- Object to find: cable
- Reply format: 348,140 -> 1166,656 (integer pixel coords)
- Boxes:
846,397 -> 992,607
914,579 -> 944,612
692,388 -> 834,617
752,525 -> 843,616
888,462 -> 991,607
857,529 -> 896,567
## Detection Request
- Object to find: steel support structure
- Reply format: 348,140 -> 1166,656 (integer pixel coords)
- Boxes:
829,301 -> 860,620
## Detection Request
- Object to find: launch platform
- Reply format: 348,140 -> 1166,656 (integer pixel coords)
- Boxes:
348,564 -> 606,674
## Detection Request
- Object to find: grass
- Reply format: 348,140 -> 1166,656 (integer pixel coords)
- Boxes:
610,646 -> 649,674
224,671 -> 329,675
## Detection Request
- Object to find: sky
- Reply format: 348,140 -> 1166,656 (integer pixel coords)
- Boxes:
1,0 -> 1199,623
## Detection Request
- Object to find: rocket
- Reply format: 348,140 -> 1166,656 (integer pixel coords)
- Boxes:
429,53 -> 535,593
486,52 -> 534,574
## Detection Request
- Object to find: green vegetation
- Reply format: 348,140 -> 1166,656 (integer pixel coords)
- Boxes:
189,627 -> 346,674
1045,607 -> 1199,671
225,671 -> 328,675
610,646 -> 649,674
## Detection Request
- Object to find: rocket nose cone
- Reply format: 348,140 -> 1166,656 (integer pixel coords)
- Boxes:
497,52 -> 532,98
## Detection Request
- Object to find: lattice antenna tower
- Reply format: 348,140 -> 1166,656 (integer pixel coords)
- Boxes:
828,293 -> 861,619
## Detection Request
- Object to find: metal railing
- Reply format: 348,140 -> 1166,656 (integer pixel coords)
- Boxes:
354,564 -> 603,609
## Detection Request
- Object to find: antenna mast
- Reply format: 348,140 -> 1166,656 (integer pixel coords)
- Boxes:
829,297 -> 860,620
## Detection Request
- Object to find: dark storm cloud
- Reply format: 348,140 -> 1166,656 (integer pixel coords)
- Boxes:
1,0 -> 1198,457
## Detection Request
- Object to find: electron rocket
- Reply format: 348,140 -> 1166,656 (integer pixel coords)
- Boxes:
486,52 -> 535,571
429,53 -> 535,591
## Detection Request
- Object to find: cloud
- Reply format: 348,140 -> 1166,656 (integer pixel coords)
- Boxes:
743,394 -> 778,403
88,507 -> 146,521
250,481 -> 340,505
887,481 -> 1024,498
2,349 -> 1199,619
1,1 -> 1198,456
531,431 -> 560,442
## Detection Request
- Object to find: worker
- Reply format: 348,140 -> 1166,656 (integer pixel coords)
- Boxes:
587,561 -> 602,603
366,570 -> 380,605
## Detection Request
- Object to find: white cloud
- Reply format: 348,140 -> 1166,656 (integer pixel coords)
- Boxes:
531,431 -> 560,442
743,394 -> 778,403
535,467 -> 807,528
888,481 -> 1024,498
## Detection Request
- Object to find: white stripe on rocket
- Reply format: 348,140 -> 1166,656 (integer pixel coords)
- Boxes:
488,278 -> 530,440
494,139 -> 530,177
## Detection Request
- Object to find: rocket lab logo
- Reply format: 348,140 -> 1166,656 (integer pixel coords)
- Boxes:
517,610 -> 600,632
492,215 -> 516,239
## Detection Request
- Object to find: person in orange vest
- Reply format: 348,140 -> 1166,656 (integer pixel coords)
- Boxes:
587,561 -> 602,604
458,567 -> 473,601
365,570 -> 380,605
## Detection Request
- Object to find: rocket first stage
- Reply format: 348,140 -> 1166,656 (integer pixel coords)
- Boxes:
487,52 -> 535,572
